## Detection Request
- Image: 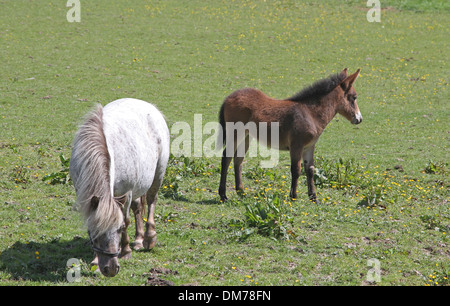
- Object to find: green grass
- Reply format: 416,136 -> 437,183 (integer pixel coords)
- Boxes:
0,0 -> 448,286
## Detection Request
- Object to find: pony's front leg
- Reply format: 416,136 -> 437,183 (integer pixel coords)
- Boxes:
131,196 -> 145,250
120,209 -> 133,260
120,194 -> 134,259
303,145 -> 317,203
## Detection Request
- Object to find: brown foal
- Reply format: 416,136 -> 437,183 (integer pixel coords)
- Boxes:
218,68 -> 362,203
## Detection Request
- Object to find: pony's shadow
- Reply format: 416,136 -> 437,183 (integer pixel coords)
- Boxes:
0,237 -> 93,283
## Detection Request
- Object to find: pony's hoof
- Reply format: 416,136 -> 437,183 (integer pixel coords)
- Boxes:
143,233 -> 157,250
120,245 -> 133,260
131,240 -> 144,251
120,250 -> 132,260
143,239 -> 157,250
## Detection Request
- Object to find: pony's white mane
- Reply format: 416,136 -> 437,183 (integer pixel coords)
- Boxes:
70,104 -> 123,239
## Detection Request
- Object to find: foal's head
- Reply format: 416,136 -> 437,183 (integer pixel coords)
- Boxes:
335,68 -> 362,125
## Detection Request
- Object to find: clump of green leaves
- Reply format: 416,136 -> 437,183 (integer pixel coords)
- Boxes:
424,160 -> 447,175
357,186 -> 386,208
10,164 -> 31,184
314,157 -> 363,189
161,180 -> 185,200
42,153 -> 71,185
230,194 -> 295,241
167,154 -> 216,178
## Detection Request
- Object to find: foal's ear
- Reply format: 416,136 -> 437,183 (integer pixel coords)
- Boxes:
340,68 -> 360,92
91,196 -> 100,211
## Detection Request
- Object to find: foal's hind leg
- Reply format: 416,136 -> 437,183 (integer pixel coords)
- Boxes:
219,132 -> 248,201
234,134 -> 250,196
219,149 -> 233,201
131,196 -> 145,250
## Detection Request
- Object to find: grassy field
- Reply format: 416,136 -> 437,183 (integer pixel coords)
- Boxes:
0,0 -> 448,286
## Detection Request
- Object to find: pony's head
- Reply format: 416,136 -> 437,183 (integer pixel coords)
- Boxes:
87,195 -> 124,277
336,68 -> 363,125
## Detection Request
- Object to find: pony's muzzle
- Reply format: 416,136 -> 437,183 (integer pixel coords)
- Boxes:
352,111 -> 363,124
101,264 -> 120,277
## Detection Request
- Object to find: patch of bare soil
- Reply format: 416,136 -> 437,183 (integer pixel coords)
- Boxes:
144,267 -> 178,286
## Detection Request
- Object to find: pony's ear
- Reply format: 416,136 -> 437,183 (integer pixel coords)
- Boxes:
340,69 -> 360,92
91,196 -> 100,211
340,68 -> 348,78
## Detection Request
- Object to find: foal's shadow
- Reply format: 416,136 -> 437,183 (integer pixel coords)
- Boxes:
195,199 -> 222,205
0,237 -> 93,283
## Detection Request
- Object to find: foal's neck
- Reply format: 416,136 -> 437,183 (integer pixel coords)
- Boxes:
303,95 -> 338,132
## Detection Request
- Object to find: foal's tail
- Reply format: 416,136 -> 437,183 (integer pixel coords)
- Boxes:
216,102 -> 226,151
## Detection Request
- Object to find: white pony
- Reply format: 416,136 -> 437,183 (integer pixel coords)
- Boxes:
69,98 -> 170,277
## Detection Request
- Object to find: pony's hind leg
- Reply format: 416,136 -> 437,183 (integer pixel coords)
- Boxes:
130,196 -> 145,250
143,191 -> 158,249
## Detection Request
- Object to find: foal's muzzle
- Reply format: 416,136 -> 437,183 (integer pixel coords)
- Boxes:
352,111 -> 363,124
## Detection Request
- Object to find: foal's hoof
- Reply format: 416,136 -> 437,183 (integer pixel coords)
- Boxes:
219,194 -> 228,202
236,189 -> 246,197
309,194 -> 319,204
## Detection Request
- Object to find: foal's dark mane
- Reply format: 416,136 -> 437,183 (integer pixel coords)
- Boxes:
286,72 -> 346,103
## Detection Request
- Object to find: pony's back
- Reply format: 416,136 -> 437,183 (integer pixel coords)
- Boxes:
102,98 -> 170,199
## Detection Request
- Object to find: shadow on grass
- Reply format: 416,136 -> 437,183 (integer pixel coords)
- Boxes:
0,236 -> 93,283
195,199 -> 223,205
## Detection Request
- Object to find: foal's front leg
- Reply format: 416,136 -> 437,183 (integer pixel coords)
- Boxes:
303,146 -> 317,203
289,147 -> 303,200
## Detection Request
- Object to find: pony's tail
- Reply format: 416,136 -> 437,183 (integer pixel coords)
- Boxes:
216,103 -> 226,152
